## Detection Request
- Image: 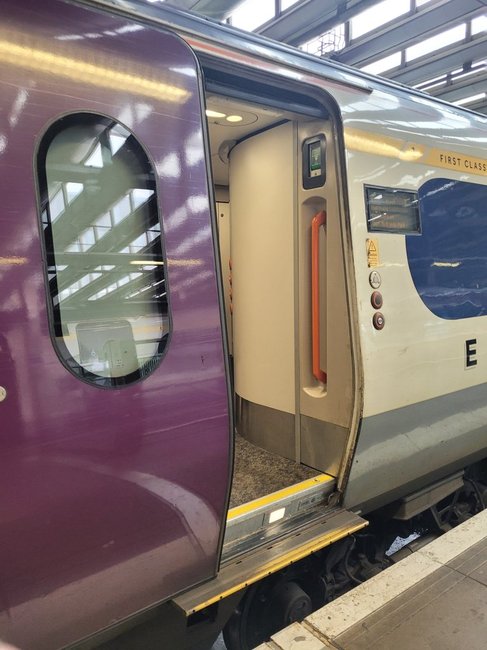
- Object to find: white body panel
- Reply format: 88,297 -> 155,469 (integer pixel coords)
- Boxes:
339,91 -> 487,417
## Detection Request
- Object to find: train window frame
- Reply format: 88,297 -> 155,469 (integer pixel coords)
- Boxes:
36,112 -> 171,389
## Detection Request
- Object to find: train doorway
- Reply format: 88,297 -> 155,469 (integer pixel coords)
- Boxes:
201,69 -> 358,549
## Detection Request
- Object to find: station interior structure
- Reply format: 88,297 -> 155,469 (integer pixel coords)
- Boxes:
166,0 -> 487,115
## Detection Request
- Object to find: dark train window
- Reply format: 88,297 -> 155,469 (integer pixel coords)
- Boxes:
406,178 -> 487,320
37,114 -> 170,388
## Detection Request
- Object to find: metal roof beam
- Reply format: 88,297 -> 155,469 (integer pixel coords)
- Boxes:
429,73 -> 487,101
165,0 -> 244,20
257,0 -> 378,46
388,35 -> 487,85
455,99 -> 487,114
433,79 -> 487,118
336,0 -> 485,66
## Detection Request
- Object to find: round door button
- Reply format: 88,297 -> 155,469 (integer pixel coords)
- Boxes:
373,312 -> 385,330
371,291 -> 383,309
369,271 -> 382,289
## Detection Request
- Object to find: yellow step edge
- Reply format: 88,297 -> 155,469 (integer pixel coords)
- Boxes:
227,474 -> 334,521
190,519 -> 367,614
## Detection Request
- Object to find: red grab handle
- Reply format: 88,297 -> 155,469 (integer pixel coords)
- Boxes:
311,210 -> 327,384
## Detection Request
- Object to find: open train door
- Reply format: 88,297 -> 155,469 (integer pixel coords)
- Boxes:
0,1 -> 231,648
296,120 -> 356,478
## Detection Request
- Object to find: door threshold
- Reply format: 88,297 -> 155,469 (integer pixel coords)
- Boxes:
174,508 -> 367,616
224,473 -> 335,557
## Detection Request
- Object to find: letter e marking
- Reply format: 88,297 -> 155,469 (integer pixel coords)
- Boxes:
466,339 -> 478,369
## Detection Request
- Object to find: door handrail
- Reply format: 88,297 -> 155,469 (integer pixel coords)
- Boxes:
311,210 -> 327,384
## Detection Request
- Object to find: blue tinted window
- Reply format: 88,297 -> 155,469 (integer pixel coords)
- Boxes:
406,179 -> 487,320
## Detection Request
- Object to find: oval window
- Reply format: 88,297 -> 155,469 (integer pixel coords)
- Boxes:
37,114 -> 169,387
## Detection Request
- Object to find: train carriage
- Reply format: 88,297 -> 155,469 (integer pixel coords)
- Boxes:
0,1 -> 486,648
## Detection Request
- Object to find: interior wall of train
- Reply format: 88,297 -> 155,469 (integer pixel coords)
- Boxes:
206,84 -> 357,504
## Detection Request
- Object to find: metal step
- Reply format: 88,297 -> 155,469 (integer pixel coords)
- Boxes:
173,508 -> 367,616
223,473 -> 336,559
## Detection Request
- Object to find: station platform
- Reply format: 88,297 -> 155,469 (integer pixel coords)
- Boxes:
256,508 -> 487,650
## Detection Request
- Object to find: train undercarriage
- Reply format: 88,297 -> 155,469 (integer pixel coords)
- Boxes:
92,460 -> 486,650
219,459 -> 487,650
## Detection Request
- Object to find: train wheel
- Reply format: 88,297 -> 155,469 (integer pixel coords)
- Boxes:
223,575 -> 314,650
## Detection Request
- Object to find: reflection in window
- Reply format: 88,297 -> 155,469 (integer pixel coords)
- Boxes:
406,24 -> 466,62
38,114 -> 169,387
360,52 -> 401,76
281,0 -> 300,10
231,0 -> 275,31
350,0 -> 410,39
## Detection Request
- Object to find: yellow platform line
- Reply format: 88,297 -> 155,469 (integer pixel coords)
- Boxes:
227,474 -> 334,521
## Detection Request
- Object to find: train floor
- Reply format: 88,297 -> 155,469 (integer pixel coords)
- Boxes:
257,508 -> 487,650
229,434 -> 319,508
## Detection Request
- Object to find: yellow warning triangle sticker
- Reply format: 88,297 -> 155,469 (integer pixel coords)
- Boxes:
366,238 -> 380,268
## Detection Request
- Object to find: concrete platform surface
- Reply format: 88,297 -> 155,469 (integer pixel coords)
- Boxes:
256,509 -> 487,650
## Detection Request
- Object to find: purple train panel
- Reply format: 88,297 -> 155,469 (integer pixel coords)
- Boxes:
0,1 -> 230,647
